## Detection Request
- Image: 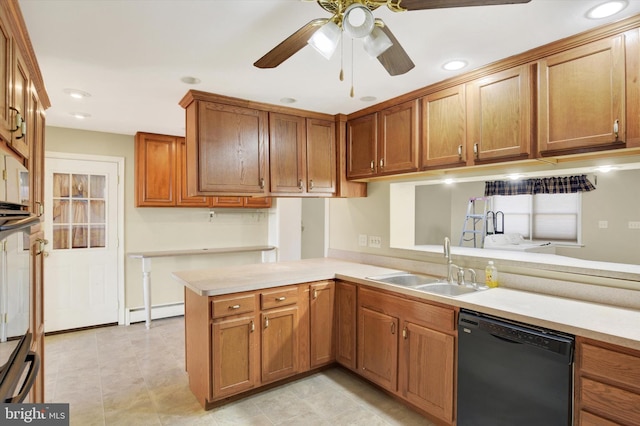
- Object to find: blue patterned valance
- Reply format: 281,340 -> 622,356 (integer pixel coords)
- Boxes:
484,175 -> 596,196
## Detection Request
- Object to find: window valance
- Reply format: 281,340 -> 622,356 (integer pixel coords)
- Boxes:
484,175 -> 596,196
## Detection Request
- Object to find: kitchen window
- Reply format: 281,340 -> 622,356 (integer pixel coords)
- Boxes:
491,192 -> 582,244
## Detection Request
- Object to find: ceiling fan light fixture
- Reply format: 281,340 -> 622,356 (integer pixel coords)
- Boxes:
307,20 -> 341,59
363,26 -> 393,58
343,4 -> 375,38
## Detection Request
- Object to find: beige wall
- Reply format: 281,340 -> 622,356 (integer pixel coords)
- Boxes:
45,127 -> 270,310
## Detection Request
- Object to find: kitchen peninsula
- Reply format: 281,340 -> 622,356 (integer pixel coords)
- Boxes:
172,257 -> 640,425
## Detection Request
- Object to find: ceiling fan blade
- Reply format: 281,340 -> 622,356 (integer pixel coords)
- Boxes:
376,25 -> 415,76
398,0 -> 531,11
254,18 -> 328,69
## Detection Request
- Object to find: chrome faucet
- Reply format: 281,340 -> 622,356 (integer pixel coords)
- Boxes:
444,237 -> 460,284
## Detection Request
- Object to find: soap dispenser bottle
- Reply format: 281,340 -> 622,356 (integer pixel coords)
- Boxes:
485,261 -> 499,288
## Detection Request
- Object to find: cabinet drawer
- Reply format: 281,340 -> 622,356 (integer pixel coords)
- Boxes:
211,294 -> 255,319
578,410 -> 621,426
261,287 -> 298,310
580,377 -> 640,425
581,343 -> 640,391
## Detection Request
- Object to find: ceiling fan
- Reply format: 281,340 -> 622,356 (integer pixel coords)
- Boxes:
254,0 -> 532,77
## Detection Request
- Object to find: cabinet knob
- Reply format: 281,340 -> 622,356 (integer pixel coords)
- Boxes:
309,180 -> 314,190
298,179 -> 303,190
379,158 -> 384,169
473,143 -> 479,159
264,317 -> 269,328
390,322 -> 396,335
614,119 -> 619,139
313,289 -> 318,299
458,145 -> 463,160
259,178 -> 265,189
250,320 -> 255,333
229,304 -> 241,310
370,160 -> 375,171
402,327 -> 408,339
275,296 -> 286,302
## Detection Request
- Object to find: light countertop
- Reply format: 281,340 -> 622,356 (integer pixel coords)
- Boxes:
171,257 -> 640,351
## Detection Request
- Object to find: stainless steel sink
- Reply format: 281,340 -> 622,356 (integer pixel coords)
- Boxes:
366,272 -> 442,287
413,283 -> 479,297
366,272 -> 484,297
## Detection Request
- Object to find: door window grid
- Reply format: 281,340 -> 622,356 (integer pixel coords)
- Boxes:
52,173 -> 107,250
491,193 -> 581,244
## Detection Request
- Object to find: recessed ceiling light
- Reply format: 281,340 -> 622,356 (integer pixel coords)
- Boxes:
180,76 -> 201,85
63,88 -> 91,99
442,60 -> 468,71
586,1 -> 627,19
70,112 -> 91,119
360,96 -> 377,102
280,97 -> 296,104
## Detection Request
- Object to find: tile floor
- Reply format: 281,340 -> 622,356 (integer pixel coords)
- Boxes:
45,316 -> 434,426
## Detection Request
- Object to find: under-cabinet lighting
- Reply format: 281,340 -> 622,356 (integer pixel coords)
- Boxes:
443,178 -> 455,185
596,165 -> 615,173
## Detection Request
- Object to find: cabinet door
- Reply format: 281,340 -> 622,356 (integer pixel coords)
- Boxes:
378,100 -> 419,175
269,112 -> 306,194
135,133 -> 176,207
243,197 -> 272,208
309,281 -> 335,368
10,47 -> 29,159
357,306 -> 398,392
211,315 -> 258,399
335,281 -> 357,370
539,36 -> 625,153
400,321 -> 454,423
467,65 -> 532,162
421,85 -> 466,168
0,13 -> 11,145
28,82 -> 45,217
176,137 -> 210,207
306,118 -> 336,194
29,230 -> 46,403
347,113 -> 377,179
197,102 -> 268,194
261,306 -> 299,383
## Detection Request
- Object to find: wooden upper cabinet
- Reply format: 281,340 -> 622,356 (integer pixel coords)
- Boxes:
306,118 -> 336,194
378,100 -> 419,175
176,137 -> 210,207
10,47 -> 29,159
269,112 -> 306,194
0,13 -> 11,146
135,132 -> 177,207
28,82 -> 45,217
538,35 -> 625,154
193,101 -> 268,195
466,64 -> 532,163
347,113 -> 378,179
421,85 -> 467,169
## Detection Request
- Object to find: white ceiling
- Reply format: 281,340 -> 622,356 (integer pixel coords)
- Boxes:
18,0 -> 640,137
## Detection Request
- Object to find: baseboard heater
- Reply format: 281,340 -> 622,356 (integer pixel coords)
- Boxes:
125,302 -> 184,325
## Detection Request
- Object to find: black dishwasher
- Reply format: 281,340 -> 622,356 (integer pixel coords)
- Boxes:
457,310 -> 574,426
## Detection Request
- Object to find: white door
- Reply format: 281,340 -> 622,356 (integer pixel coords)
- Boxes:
44,156 -> 120,332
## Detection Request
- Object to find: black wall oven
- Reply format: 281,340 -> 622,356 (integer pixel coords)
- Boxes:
0,146 -> 40,402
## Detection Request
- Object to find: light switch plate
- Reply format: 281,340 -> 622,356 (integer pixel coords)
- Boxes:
358,234 -> 368,247
598,220 -> 608,229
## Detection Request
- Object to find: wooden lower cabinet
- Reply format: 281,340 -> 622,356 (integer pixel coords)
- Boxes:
358,305 -> 399,391
310,281 -> 335,368
356,285 -> 457,424
261,306 -> 299,383
211,315 -> 258,398
335,281 -> 357,370
575,337 -> 640,425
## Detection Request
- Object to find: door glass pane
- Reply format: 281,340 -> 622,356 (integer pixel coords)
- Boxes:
51,173 -> 108,250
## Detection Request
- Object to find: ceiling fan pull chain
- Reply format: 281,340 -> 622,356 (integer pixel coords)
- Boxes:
350,37 -> 355,98
339,31 -> 344,81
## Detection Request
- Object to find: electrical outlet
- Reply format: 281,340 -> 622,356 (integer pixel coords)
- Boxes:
629,221 -> 640,229
368,235 -> 382,248
598,220 -> 608,229
358,234 -> 368,247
